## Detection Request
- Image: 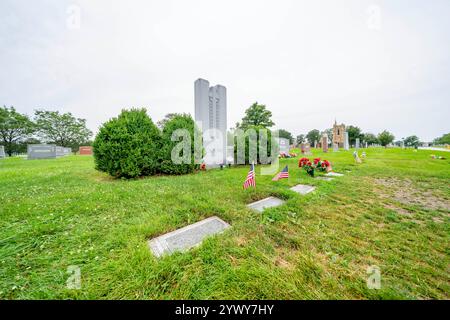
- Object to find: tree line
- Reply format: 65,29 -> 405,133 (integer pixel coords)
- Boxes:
0,106 -> 92,156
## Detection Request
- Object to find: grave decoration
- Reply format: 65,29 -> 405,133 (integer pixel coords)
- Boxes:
299,157 -> 332,177
430,154 -> 446,160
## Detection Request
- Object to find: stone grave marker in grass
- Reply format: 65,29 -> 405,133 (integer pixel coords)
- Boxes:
316,176 -> 334,181
290,184 -> 316,195
247,196 -> 285,212
148,216 -> 230,258
325,172 -> 344,177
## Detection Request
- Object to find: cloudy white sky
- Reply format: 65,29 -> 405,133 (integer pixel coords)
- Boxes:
1,0 -> 449,141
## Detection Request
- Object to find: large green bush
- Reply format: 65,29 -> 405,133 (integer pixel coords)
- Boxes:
93,108 -> 162,178
233,125 -> 277,164
160,114 -> 197,175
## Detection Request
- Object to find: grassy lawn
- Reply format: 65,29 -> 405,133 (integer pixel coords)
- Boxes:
0,148 -> 449,299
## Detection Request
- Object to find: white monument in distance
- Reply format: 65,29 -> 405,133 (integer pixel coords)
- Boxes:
194,79 -> 227,166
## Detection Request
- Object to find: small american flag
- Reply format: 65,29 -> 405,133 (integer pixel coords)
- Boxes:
243,164 -> 256,189
272,165 -> 289,181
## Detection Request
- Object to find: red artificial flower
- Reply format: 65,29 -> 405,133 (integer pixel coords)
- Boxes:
313,158 -> 321,165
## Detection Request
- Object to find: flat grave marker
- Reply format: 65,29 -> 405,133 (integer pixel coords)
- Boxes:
247,196 -> 285,212
316,176 -> 334,181
325,172 -> 344,177
290,184 -> 316,195
148,216 -> 230,258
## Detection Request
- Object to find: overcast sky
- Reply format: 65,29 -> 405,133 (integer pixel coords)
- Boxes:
1,0 -> 449,141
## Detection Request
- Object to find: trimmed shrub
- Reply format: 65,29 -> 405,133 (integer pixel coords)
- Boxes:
93,108 -> 162,178
160,114 -> 197,175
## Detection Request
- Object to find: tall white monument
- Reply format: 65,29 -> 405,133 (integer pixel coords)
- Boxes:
194,78 -> 227,166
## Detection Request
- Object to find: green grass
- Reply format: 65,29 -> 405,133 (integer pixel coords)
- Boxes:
0,148 -> 449,299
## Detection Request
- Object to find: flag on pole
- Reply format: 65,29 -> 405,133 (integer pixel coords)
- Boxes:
243,163 -> 256,189
272,165 -> 289,181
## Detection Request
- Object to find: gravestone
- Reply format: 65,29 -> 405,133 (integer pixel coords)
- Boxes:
148,216 -> 230,257
365,142 -> 368,148
325,172 -> 344,177
304,143 -> 312,155
322,134 -> 328,153
356,138 -> 360,150
28,144 -> 57,159
353,151 -> 362,163
300,143 -> 306,154
247,196 -> 285,212
290,184 -> 315,195
278,137 -> 290,154
316,176 -> 334,181
333,143 -> 339,152
63,147 -> 72,155
314,140 -> 318,149
344,132 -> 349,150
79,146 -> 93,155
0,146 -> 5,159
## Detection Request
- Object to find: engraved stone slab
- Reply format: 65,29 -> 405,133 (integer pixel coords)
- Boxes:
148,216 -> 230,258
247,196 -> 285,212
0,146 -> 5,159
290,184 -> 316,195
325,172 -> 344,177
316,176 -> 334,181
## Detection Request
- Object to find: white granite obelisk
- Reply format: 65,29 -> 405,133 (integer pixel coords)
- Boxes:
195,79 -> 227,166
344,132 -> 350,150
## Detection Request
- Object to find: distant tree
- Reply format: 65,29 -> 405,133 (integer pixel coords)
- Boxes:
346,125 -> 363,146
157,113 -> 191,130
404,135 -> 420,148
363,133 -> 378,145
378,130 -> 395,148
278,129 -> 294,144
0,106 -> 35,156
240,102 -> 275,129
296,134 -> 305,145
34,110 -> 92,149
321,128 -> 333,143
433,133 -> 450,145
306,129 -> 321,145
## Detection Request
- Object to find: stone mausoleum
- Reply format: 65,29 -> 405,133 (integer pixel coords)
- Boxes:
194,78 -> 227,166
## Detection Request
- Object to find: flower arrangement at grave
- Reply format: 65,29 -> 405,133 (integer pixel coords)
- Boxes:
298,157 -> 315,177
289,152 -> 298,157
299,157 -> 332,177
200,163 -> 206,171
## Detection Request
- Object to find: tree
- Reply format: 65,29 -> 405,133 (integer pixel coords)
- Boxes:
321,128 -> 333,143
363,133 -> 378,145
296,134 -> 305,145
34,110 -> 92,149
0,106 -> 34,156
404,135 -> 420,148
157,113 -> 191,130
378,130 -> 395,147
433,133 -> 450,145
93,108 -> 162,178
306,129 -> 320,145
346,125 -> 363,146
278,129 -> 294,144
240,102 -> 275,129
160,114 -> 197,175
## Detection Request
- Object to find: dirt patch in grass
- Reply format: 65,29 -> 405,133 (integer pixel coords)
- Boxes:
373,178 -> 450,211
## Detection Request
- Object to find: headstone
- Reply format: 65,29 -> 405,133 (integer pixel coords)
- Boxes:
355,138 -> 360,150
325,172 -> 344,177
333,143 -> 339,152
63,147 -> 72,155
322,134 -> 328,153
148,216 -> 230,257
316,176 -> 334,181
314,140 -> 318,149
247,196 -> 285,212
0,146 -> 5,159
353,151 -> 362,163
27,144 -> 57,159
290,184 -> 315,195
79,146 -> 93,155
300,143 -> 306,154
365,142 -> 368,148
304,143 -> 312,155
278,138 -> 290,154
344,132 -> 349,150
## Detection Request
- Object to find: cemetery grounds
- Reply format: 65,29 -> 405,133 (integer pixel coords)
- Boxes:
0,148 -> 449,299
